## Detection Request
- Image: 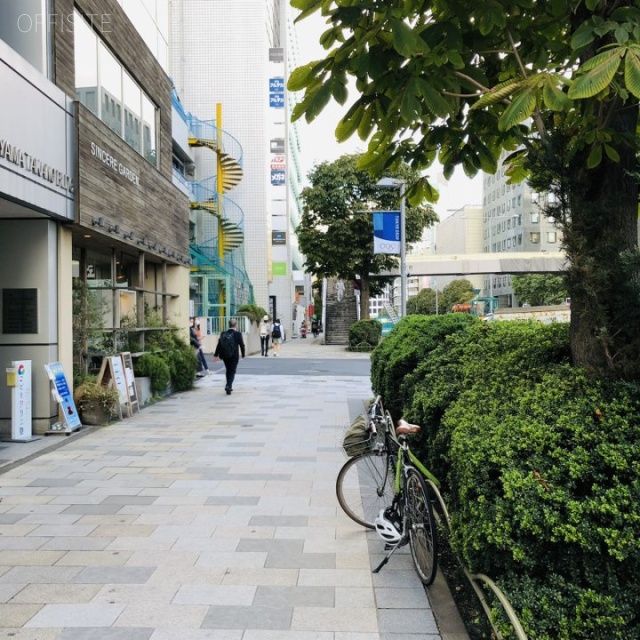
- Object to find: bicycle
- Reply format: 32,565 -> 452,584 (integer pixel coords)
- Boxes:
336,395 -> 439,585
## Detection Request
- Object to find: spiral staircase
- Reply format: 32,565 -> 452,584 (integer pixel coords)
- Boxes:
187,114 -> 253,316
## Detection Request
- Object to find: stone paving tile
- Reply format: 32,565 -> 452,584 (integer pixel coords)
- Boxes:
149,631 -> 243,640
173,584 -> 256,605
70,566 -> 155,584
243,633 -> 336,640
40,537 -> 114,551
56,550 -> 133,566
9,583 -> 101,604
196,551 -> 267,569
219,568 -> 299,586
378,608 -> 440,635
201,604 -> 292,630
0,630 -> 61,639
0,603 -> 44,627
291,606 -> 379,633
57,629 -> 153,640
114,601 -> 209,628
376,587 -> 433,610
0,550 -> 65,566
335,586 -> 376,608
0,583 -> 25,603
0,566 -> 81,584
264,551 -> 336,570
298,569 -> 373,588
253,585 -> 334,608
25,602 -> 125,627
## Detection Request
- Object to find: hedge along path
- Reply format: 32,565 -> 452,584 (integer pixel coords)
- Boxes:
432,484 -> 528,640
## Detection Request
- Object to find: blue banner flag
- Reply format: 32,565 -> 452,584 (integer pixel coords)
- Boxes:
372,211 -> 401,254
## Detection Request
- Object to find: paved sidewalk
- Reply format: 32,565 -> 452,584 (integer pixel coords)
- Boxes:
0,340 -> 468,639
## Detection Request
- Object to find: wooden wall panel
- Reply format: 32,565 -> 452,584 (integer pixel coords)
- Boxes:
50,1 -> 190,264
78,106 -> 189,262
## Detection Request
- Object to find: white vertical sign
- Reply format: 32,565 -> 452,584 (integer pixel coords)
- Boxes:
11,360 -> 33,441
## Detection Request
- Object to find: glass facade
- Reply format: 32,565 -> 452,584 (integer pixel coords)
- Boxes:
0,0 -> 50,75
74,10 -> 158,165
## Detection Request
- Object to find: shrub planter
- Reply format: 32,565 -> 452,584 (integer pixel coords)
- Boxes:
137,377 -> 152,405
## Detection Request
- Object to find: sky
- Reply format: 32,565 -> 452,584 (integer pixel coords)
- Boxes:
292,10 -> 483,221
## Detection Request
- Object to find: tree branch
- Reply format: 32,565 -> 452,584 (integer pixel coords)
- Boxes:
507,30 -> 546,137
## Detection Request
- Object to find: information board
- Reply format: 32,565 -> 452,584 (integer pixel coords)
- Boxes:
44,362 -> 82,432
121,352 -> 139,413
96,356 -> 129,417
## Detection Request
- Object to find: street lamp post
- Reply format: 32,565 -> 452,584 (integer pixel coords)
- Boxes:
376,177 -> 407,317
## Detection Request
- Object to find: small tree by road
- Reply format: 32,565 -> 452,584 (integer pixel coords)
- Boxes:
297,154 -> 437,319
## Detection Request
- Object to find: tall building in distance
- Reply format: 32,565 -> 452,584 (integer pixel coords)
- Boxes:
482,149 -> 562,305
169,0 -> 305,333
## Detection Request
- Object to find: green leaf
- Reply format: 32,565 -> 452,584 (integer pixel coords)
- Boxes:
418,79 -> 451,118
304,84 -> 333,122
335,104 -> 364,142
615,26 -> 629,44
587,144 -> 602,169
568,50 -> 623,99
498,89 -> 537,131
331,77 -> 348,105
570,23 -> 595,51
604,144 -> 620,163
624,49 -> 640,99
390,18 -> 426,58
288,63 -> 318,92
542,80 -> 572,111
471,79 -> 520,110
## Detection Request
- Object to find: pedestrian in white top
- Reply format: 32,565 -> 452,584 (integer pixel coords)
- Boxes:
259,315 -> 270,356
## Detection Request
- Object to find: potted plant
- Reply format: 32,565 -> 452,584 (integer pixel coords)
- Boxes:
73,378 -> 121,425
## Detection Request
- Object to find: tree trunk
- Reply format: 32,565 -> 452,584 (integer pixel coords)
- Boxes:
563,105 -> 640,379
360,276 -> 371,320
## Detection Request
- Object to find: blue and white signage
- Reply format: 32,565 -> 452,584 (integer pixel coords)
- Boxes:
373,211 -> 401,254
269,76 -> 285,108
271,170 -> 285,186
269,77 -> 285,92
44,362 -> 82,431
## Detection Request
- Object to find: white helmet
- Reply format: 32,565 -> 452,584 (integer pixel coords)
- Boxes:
374,509 -> 403,543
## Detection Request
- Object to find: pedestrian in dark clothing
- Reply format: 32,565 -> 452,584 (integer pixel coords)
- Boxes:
190,317 -> 210,377
213,319 -> 246,394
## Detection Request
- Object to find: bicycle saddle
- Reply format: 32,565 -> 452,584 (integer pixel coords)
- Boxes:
396,419 -> 421,435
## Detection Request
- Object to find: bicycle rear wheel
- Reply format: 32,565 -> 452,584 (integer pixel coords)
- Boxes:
336,451 -> 393,528
404,467 -> 438,585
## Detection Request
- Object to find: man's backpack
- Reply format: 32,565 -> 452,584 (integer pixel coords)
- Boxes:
271,324 -> 282,339
218,330 -> 237,360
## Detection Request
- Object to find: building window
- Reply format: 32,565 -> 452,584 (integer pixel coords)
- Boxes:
530,232 -> 540,244
518,234 -> 522,245
74,10 -> 158,166
547,231 -> 557,243
531,212 -> 540,223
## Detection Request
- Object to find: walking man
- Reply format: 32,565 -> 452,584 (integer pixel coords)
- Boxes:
213,319 -> 245,394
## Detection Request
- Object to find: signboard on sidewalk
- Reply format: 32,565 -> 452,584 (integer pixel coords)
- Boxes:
44,362 -> 82,433
97,356 -> 129,416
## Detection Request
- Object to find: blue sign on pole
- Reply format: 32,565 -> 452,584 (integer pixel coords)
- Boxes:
372,211 -> 401,254
269,77 -> 285,92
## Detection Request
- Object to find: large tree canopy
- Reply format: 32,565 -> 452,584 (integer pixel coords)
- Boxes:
289,0 -> 640,380
297,154 -> 436,318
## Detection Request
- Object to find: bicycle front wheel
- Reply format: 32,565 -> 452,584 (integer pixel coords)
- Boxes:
336,451 -> 393,528
405,467 -> 438,585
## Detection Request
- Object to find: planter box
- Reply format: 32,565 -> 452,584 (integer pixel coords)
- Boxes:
80,405 -> 120,426
137,377 -> 153,406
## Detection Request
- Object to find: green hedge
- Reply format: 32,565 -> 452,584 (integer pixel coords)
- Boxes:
370,313 -> 476,420
374,318 -> 640,639
446,366 -> 640,639
163,346 -> 197,393
405,321 -> 571,485
349,319 -> 382,351
134,353 -> 170,395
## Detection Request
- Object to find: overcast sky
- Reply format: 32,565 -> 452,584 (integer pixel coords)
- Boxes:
292,10 -> 483,219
